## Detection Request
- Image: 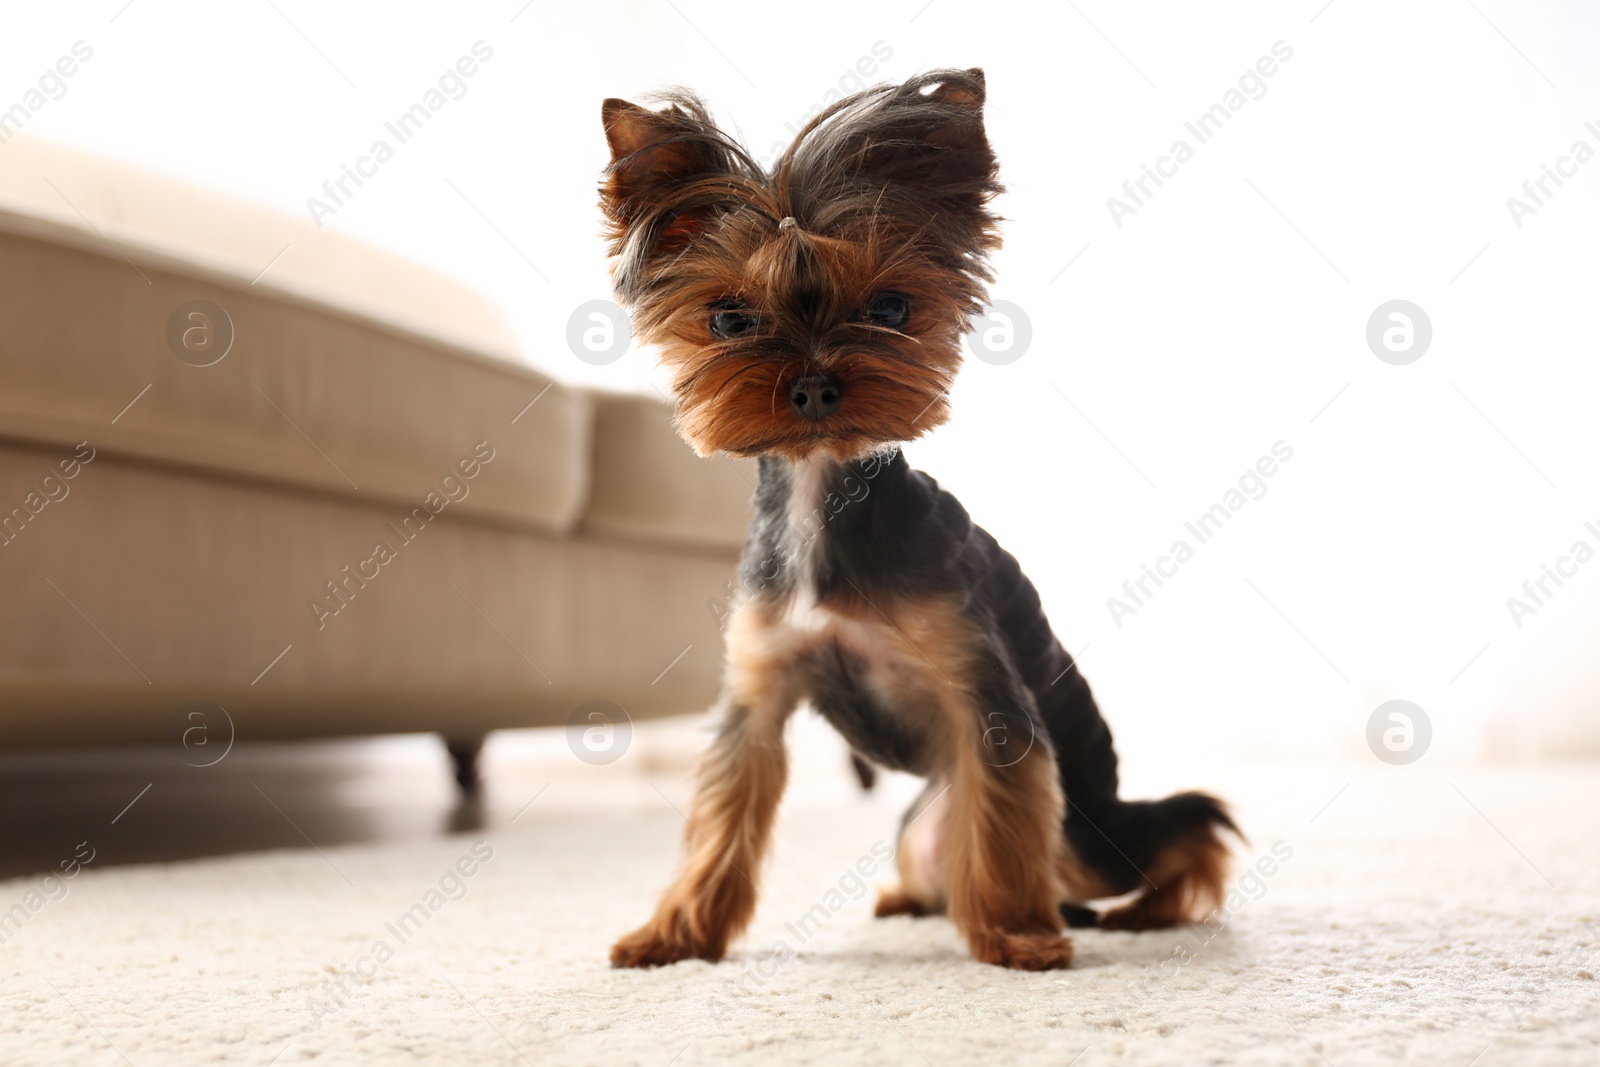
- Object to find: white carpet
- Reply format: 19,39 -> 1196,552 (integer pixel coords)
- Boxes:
2,757 -> 1596,1066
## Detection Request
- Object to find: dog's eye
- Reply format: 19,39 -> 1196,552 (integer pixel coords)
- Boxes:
709,301 -> 758,339
865,293 -> 910,329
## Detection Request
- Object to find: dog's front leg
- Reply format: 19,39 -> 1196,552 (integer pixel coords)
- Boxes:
610,686 -> 794,967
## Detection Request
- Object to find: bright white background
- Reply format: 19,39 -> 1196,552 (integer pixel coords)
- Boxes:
6,0 -> 1599,768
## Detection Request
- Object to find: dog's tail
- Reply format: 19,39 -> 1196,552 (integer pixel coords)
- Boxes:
1062,791 -> 1240,930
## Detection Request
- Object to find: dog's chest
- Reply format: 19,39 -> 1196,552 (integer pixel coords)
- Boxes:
758,460 -> 939,709
768,595 -> 907,682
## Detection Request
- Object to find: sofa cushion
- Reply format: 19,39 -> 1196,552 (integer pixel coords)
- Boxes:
0,136 -> 518,360
0,136 -> 590,535
0,441 -> 735,746
580,390 -> 756,553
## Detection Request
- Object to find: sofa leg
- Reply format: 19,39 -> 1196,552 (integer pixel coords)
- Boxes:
443,735 -> 487,797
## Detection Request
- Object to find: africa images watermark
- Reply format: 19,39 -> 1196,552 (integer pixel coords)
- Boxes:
1107,40 -> 1294,228
305,40 -> 495,227
1107,440 -> 1295,628
305,839 -> 494,1028
1123,839 -> 1294,999
1505,119 -> 1600,229
308,441 -> 496,630
0,40 -> 94,147
710,839 -> 896,1023
0,442 -> 97,549
1503,519 -> 1600,630
0,841 -> 97,946
706,447 -> 895,630
754,41 -> 895,171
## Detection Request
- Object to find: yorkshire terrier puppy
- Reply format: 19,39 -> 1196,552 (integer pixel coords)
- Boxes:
600,68 -> 1237,971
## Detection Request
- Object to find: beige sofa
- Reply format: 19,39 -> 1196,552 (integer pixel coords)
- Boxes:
0,137 -> 751,764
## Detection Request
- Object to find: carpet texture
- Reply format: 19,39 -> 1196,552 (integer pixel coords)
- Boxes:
1,758 -> 1596,1066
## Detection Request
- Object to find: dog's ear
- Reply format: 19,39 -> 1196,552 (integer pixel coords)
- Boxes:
926,66 -> 986,108
601,99 -> 706,197
600,96 -> 739,236
784,68 -> 998,229
854,68 -> 994,195
601,98 -> 659,163
915,67 -> 990,164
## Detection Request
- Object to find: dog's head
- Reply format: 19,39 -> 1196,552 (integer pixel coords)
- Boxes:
599,68 -> 1002,461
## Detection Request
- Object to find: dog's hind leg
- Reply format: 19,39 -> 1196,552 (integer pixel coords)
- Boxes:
873,776 -> 951,919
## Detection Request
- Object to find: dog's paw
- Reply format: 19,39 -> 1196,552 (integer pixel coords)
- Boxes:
609,922 -> 722,968
873,886 -> 932,919
967,930 -> 1075,971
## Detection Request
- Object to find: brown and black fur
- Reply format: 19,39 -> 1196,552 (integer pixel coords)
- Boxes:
600,68 -> 1238,972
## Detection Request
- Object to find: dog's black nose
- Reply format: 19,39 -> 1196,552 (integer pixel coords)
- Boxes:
789,374 -> 841,420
